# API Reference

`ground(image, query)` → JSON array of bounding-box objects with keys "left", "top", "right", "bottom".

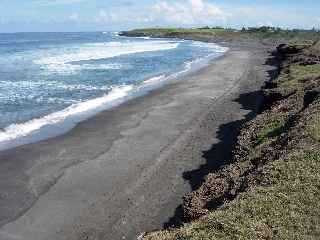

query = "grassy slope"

[
  {"left": 136, "top": 34, "right": 320, "bottom": 239},
  {"left": 120, "top": 27, "right": 320, "bottom": 44},
  {"left": 120, "top": 28, "right": 240, "bottom": 43},
  {"left": 145, "top": 153, "right": 320, "bottom": 240},
  {"left": 120, "top": 27, "right": 235, "bottom": 37}
]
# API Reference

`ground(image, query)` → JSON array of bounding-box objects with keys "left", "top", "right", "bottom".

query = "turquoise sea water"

[{"left": 0, "top": 32, "right": 227, "bottom": 150}]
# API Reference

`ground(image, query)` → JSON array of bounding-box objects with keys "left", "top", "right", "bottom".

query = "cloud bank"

[
  {"left": 2, "top": 0, "right": 318, "bottom": 32},
  {"left": 85, "top": 0, "right": 316, "bottom": 29},
  {"left": 151, "top": 0, "right": 229, "bottom": 25}
]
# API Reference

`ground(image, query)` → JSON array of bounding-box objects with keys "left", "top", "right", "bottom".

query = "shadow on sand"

[{"left": 163, "top": 49, "right": 281, "bottom": 229}]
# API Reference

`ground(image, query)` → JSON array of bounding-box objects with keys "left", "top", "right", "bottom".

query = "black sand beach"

[{"left": 0, "top": 43, "right": 277, "bottom": 240}]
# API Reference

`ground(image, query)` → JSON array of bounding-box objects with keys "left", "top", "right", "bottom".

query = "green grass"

[
  {"left": 144, "top": 151, "right": 320, "bottom": 240},
  {"left": 126, "top": 27, "right": 239, "bottom": 39},
  {"left": 123, "top": 27, "right": 320, "bottom": 44},
  {"left": 309, "top": 116, "right": 320, "bottom": 141},
  {"left": 256, "top": 120, "right": 284, "bottom": 145},
  {"left": 278, "top": 64, "right": 320, "bottom": 88},
  {"left": 291, "top": 64, "right": 320, "bottom": 78},
  {"left": 309, "top": 41, "right": 320, "bottom": 54},
  {"left": 129, "top": 28, "right": 222, "bottom": 35},
  {"left": 130, "top": 27, "right": 234, "bottom": 33}
]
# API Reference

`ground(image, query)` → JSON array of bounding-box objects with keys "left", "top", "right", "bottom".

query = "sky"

[{"left": 0, "top": 0, "right": 320, "bottom": 32}]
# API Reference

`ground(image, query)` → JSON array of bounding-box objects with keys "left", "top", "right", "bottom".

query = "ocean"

[{"left": 0, "top": 32, "right": 227, "bottom": 150}]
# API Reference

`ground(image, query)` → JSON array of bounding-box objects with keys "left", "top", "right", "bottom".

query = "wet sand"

[{"left": 0, "top": 43, "right": 277, "bottom": 240}]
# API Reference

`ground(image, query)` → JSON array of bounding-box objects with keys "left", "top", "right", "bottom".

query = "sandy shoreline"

[{"left": 0, "top": 42, "right": 277, "bottom": 240}]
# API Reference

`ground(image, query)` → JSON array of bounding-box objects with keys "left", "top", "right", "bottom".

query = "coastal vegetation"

[
  {"left": 120, "top": 26, "right": 320, "bottom": 43},
  {"left": 122, "top": 29, "right": 320, "bottom": 239},
  {"left": 144, "top": 152, "right": 320, "bottom": 240}
]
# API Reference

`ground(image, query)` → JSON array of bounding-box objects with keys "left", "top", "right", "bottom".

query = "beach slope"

[{"left": 0, "top": 44, "right": 276, "bottom": 240}]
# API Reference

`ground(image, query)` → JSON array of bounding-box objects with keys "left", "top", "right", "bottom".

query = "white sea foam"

[
  {"left": 143, "top": 75, "right": 166, "bottom": 84},
  {"left": 135, "top": 36, "right": 151, "bottom": 40},
  {"left": 41, "top": 63, "right": 124, "bottom": 74},
  {"left": 192, "top": 41, "right": 228, "bottom": 52},
  {"left": 35, "top": 41, "right": 180, "bottom": 74},
  {"left": 0, "top": 56, "right": 202, "bottom": 149},
  {"left": 0, "top": 39, "right": 228, "bottom": 150},
  {"left": 0, "top": 85, "right": 134, "bottom": 146},
  {"left": 0, "top": 80, "right": 110, "bottom": 103}
]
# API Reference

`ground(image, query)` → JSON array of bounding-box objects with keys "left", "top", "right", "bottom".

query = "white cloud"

[
  {"left": 69, "top": 13, "right": 79, "bottom": 21},
  {"left": 190, "top": 0, "right": 204, "bottom": 11},
  {"left": 150, "top": 0, "right": 230, "bottom": 25},
  {"left": 93, "top": 10, "right": 121, "bottom": 23},
  {"left": 48, "top": 0, "right": 316, "bottom": 30},
  {"left": 97, "top": 10, "right": 109, "bottom": 22},
  {"left": 230, "top": 6, "right": 313, "bottom": 29}
]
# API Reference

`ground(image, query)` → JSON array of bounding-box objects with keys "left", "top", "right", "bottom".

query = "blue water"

[{"left": 0, "top": 32, "right": 227, "bottom": 150}]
